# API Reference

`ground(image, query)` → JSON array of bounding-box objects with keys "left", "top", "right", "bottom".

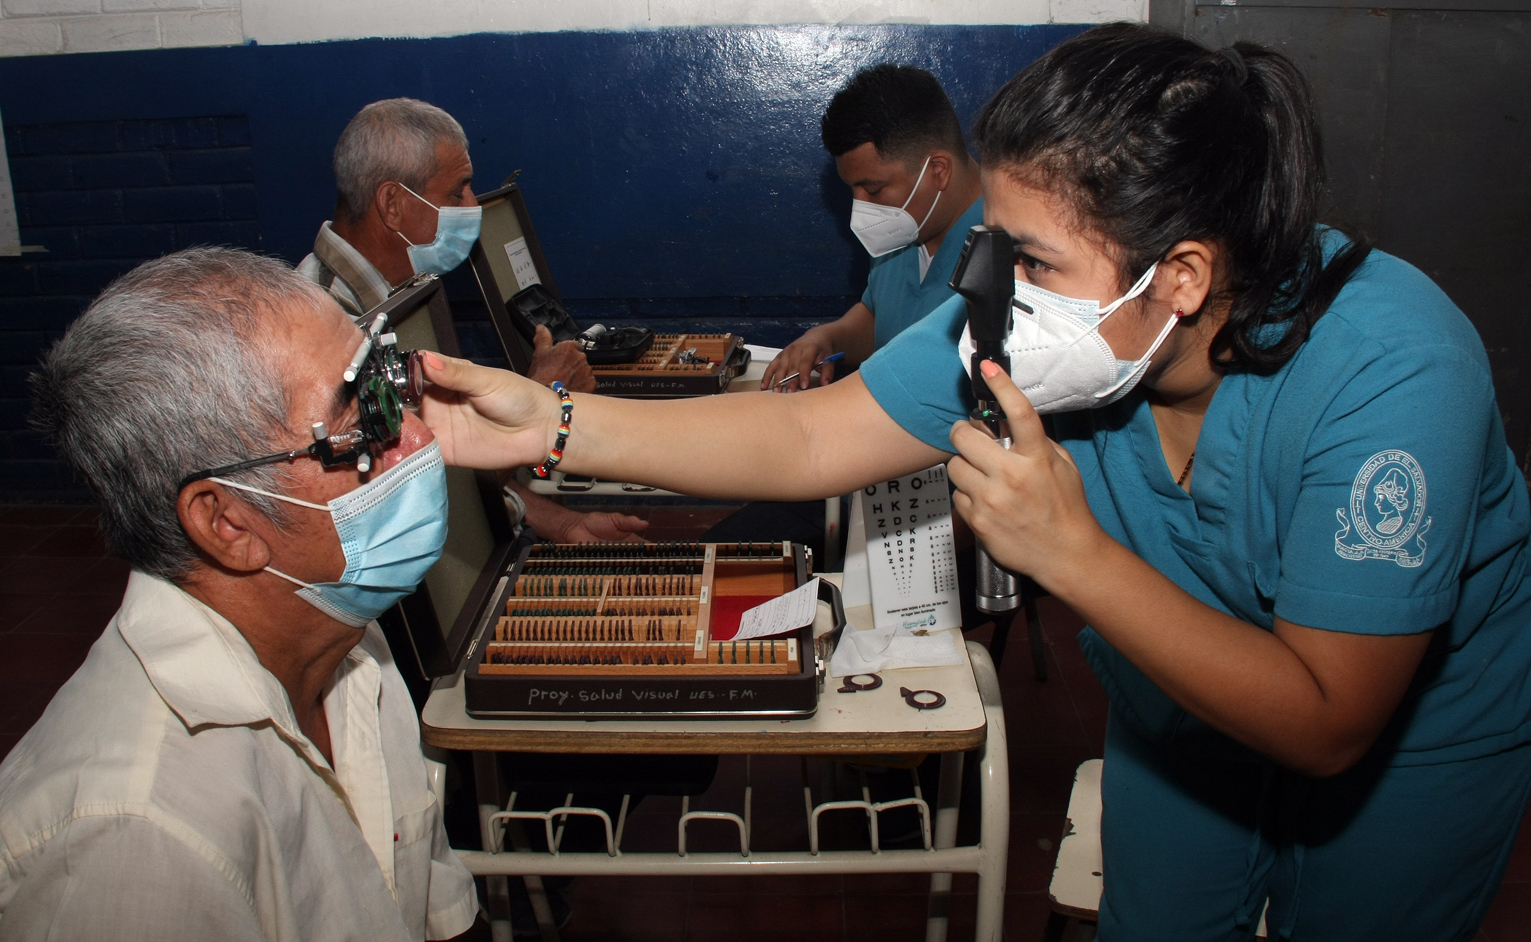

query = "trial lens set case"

[
  {"left": 368, "top": 276, "right": 844, "bottom": 719},
  {"left": 468, "top": 179, "right": 752, "bottom": 397},
  {"left": 462, "top": 540, "right": 843, "bottom": 718}
]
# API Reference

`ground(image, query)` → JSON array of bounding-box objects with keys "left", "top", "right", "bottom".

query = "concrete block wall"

[
  {"left": 0, "top": 0, "right": 242, "bottom": 56},
  {"left": 0, "top": 23, "right": 1085, "bottom": 501},
  {"left": 0, "top": 0, "right": 1147, "bottom": 58},
  {"left": 0, "top": 114, "right": 259, "bottom": 499}
]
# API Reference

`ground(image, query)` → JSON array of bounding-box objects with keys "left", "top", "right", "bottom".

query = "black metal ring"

[
  {"left": 900, "top": 687, "right": 946, "bottom": 710},
  {"left": 837, "top": 673, "right": 883, "bottom": 693}
]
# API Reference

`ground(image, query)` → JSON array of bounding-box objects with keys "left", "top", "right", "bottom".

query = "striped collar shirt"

[{"left": 295, "top": 220, "right": 397, "bottom": 318}]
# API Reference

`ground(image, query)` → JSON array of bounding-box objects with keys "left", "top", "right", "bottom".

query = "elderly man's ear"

[
  {"left": 374, "top": 181, "right": 410, "bottom": 234},
  {"left": 178, "top": 483, "right": 275, "bottom": 574}
]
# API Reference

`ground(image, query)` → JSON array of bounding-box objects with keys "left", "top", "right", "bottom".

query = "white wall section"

[
  {"left": 0, "top": 0, "right": 240, "bottom": 55},
  {"left": 243, "top": 0, "right": 1059, "bottom": 46},
  {"left": 0, "top": 0, "right": 1143, "bottom": 56}
]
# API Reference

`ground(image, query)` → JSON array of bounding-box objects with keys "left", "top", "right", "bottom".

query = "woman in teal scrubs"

[{"left": 420, "top": 24, "right": 1531, "bottom": 941}]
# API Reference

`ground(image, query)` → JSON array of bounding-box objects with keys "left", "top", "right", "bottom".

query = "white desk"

[
  {"left": 519, "top": 344, "right": 778, "bottom": 500},
  {"left": 517, "top": 345, "right": 844, "bottom": 569},
  {"left": 424, "top": 574, "right": 1009, "bottom": 941}
]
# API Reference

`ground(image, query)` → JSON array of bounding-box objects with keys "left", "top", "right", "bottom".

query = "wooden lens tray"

[
  {"left": 463, "top": 542, "right": 822, "bottom": 718},
  {"left": 589, "top": 333, "right": 746, "bottom": 398}
]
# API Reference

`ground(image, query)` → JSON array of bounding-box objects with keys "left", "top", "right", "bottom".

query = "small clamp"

[
  {"left": 900, "top": 687, "right": 946, "bottom": 710},
  {"left": 837, "top": 673, "right": 882, "bottom": 693}
]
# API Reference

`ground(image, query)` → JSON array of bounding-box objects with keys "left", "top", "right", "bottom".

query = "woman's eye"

[{"left": 1015, "top": 252, "right": 1053, "bottom": 274}]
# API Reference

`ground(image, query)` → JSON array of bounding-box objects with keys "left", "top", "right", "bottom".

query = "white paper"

[
  {"left": 829, "top": 621, "right": 963, "bottom": 677},
  {"left": 828, "top": 466, "right": 965, "bottom": 677},
  {"left": 840, "top": 489, "right": 872, "bottom": 608},
  {"left": 503, "top": 237, "right": 541, "bottom": 289},
  {"left": 861, "top": 465, "right": 961, "bottom": 633},
  {"left": 734, "top": 577, "right": 820, "bottom": 641},
  {"left": 0, "top": 111, "right": 20, "bottom": 257}
]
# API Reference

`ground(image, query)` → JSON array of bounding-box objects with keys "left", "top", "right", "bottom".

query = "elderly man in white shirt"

[{"left": 1, "top": 247, "right": 479, "bottom": 941}]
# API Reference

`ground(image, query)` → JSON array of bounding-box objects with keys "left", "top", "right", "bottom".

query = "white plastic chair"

[{"left": 1044, "top": 759, "right": 1267, "bottom": 941}]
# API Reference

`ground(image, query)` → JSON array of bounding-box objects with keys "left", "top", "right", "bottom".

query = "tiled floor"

[{"left": 3, "top": 501, "right": 1529, "bottom": 940}]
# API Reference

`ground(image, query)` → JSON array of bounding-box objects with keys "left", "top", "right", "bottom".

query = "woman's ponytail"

[{"left": 1216, "top": 42, "right": 1371, "bottom": 370}]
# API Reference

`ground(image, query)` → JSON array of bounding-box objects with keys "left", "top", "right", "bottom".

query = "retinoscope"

[{"left": 950, "top": 225, "right": 1024, "bottom": 615}]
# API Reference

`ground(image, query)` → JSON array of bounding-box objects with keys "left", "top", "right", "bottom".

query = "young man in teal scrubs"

[
  {"left": 760, "top": 64, "right": 985, "bottom": 393},
  {"left": 711, "top": 65, "right": 984, "bottom": 559}
]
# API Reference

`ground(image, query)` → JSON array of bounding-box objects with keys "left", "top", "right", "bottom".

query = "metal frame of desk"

[{"left": 423, "top": 584, "right": 1009, "bottom": 942}]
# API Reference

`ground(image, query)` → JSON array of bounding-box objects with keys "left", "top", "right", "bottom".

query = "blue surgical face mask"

[
  {"left": 213, "top": 441, "right": 449, "bottom": 627},
  {"left": 396, "top": 183, "right": 482, "bottom": 275}
]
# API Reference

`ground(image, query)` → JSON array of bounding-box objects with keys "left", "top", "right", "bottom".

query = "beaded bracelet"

[{"left": 532, "top": 382, "right": 573, "bottom": 479}]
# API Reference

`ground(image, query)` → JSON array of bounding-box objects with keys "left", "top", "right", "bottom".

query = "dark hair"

[
  {"left": 821, "top": 64, "right": 968, "bottom": 163},
  {"left": 972, "top": 23, "right": 1369, "bottom": 374}
]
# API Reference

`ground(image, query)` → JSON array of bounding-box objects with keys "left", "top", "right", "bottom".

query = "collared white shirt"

[
  {"left": 296, "top": 220, "right": 397, "bottom": 318},
  {"left": 0, "top": 571, "right": 477, "bottom": 941}
]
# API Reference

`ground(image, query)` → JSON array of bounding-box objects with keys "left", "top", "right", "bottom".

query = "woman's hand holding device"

[{"left": 948, "top": 360, "right": 1105, "bottom": 592}]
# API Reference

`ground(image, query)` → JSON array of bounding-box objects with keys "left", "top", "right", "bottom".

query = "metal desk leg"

[
  {"left": 1024, "top": 593, "right": 1048, "bottom": 682},
  {"left": 968, "top": 642, "right": 1011, "bottom": 942},
  {"left": 925, "top": 751, "right": 964, "bottom": 942},
  {"left": 474, "top": 751, "right": 563, "bottom": 942},
  {"left": 474, "top": 751, "right": 514, "bottom": 942},
  {"left": 823, "top": 495, "right": 843, "bottom": 572}
]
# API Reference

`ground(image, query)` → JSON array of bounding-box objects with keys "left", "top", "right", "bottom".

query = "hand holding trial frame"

[{"left": 418, "top": 351, "right": 561, "bottom": 472}]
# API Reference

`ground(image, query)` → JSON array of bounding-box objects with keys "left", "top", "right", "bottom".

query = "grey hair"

[
  {"left": 30, "top": 247, "right": 329, "bottom": 582},
  {"left": 333, "top": 98, "right": 469, "bottom": 223}
]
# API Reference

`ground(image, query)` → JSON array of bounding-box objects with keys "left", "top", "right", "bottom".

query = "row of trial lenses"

[{"left": 495, "top": 617, "right": 688, "bottom": 643}]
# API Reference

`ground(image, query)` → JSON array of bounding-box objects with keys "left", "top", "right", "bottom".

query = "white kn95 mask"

[
  {"left": 957, "top": 264, "right": 1174, "bottom": 414},
  {"left": 849, "top": 156, "right": 942, "bottom": 258}
]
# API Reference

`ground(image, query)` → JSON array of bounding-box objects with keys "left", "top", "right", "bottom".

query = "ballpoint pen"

[{"left": 774, "top": 351, "right": 846, "bottom": 388}]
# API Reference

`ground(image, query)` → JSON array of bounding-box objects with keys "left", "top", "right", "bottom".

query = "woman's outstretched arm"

[{"left": 417, "top": 352, "right": 948, "bottom": 501}]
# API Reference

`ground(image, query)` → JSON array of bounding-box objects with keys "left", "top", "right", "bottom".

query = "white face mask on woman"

[{"left": 958, "top": 264, "right": 1176, "bottom": 414}]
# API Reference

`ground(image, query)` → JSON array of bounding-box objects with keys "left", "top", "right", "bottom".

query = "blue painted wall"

[{"left": 0, "top": 25, "right": 1082, "bottom": 500}]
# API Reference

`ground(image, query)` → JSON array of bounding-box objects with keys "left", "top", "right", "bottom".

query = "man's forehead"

[
  {"left": 285, "top": 296, "right": 363, "bottom": 419},
  {"left": 436, "top": 142, "right": 473, "bottom": 177},
  {"left": 836, "top": 143, "right": 914, "bottom": 186}
]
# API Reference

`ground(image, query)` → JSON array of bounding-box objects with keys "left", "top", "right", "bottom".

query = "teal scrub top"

[
  {"left": 861, "top": 237, "right": 1531, "bottom": 765},
  {"left": 863, "top": 198, "right": 986, "bottom": 351}
]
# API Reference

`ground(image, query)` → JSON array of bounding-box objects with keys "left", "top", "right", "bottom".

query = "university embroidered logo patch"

[{"left": 1335, "top": 450, "right": 1432, "bottom": 568}]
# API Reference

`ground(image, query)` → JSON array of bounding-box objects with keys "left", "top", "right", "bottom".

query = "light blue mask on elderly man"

[
  {"left": 213, "top": 441, "right": 449, "bottom": 627},
  {"left": 396, "top": 183, "right": 482, "bottom": 275}
]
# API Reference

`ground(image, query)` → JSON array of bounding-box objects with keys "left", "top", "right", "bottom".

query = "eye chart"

[{"left": 852, "top": 464, "right": 961, "bottom": 632}]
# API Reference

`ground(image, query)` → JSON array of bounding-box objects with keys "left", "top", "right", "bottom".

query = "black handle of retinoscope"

[{"left": 949, "top": 225, "right": 1017, "bottom": 406}]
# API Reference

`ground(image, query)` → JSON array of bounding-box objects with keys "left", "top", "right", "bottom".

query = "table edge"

[{"left": 421, "top": 720, "right": 988, "bottom": 755}]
